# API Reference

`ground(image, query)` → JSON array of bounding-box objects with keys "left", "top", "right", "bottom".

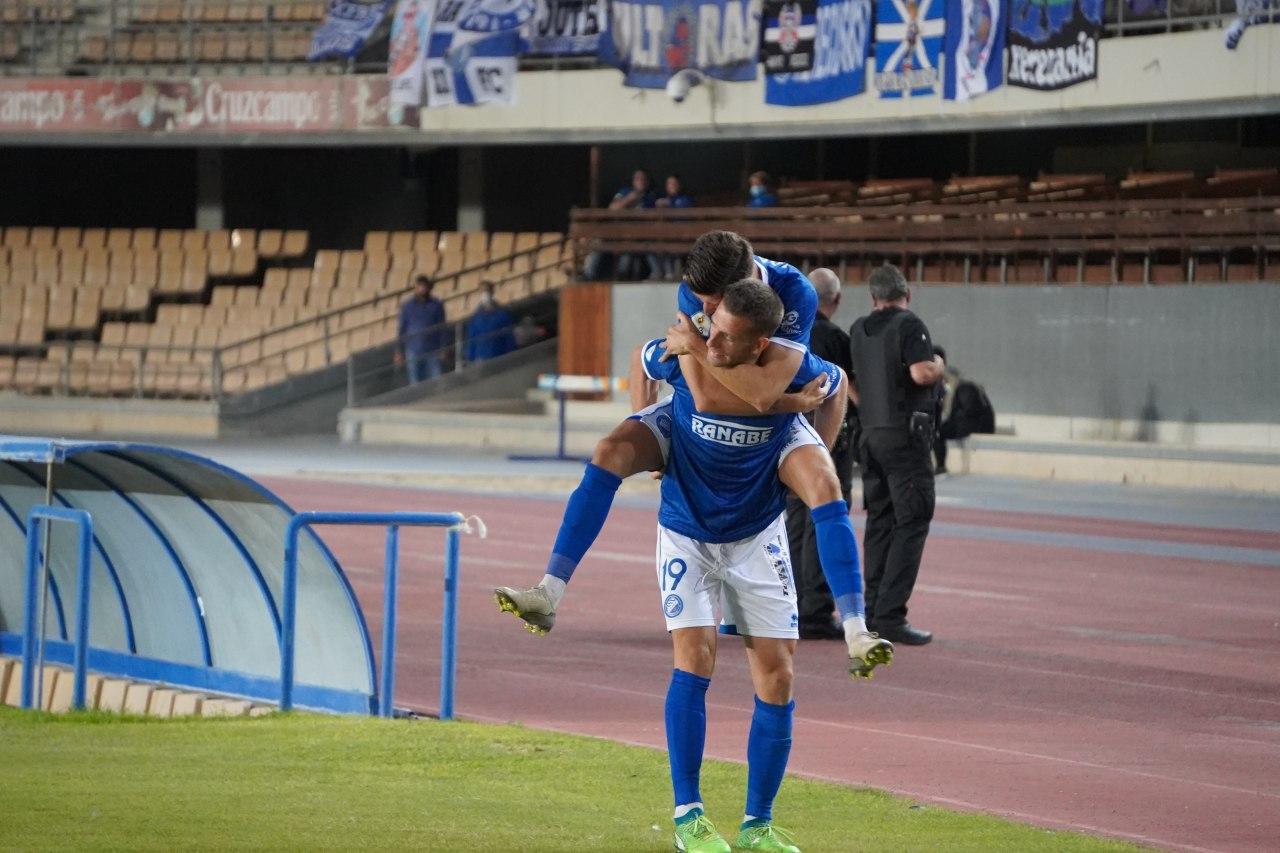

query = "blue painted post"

[
  {"left": 439, "top": 527, "right": 461, "bottom": 721},
  {"left": 20, "top": 506, "right": 95, "bottom": 711},
  {"left": 20, "top": 517, "right": 42, "bottom": 710},
  {"left": 379, "top": 524, "right": 400, "bottom": 719},
  {"left": 280, "top": 514, "right": 302, "bottom": 712},
  {"left": 71, "top": 520, "right": 93, "bottom": 710},
  {"left": 278, "top": 511, "right": 470, "bottom": 719}
]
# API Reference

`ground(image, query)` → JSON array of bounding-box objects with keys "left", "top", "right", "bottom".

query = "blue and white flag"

[
  {"left": 764, "top": 0, "right": 871, "bottom": 106},
  {"left": 310, "top": 0, "right": 393, "bottom": 60},
  {"left": 599, "top": 0, "right": 762, "bottom": 90},
  {"left": 522, "top": 0, "right": 604, "bottom": 55},
  {"left": 456, "top": 0, "right": 537, "bottom": 32},
  {"left": 942, "top": 0, "right": 1003, "bottom": 101},
  {"left": 426, "top": 0, "right": 520, "bottom": 105},
  {"left": 874, "top": 0, "right": 945, "bottom": 97}
]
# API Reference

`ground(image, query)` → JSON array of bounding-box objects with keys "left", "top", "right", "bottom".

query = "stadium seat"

[{"left": 97, "top": 679, "right": 128, "bottom": 712}]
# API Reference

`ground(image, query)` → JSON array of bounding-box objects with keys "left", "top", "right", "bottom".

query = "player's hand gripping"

[
  {"left": 771, "top": 373, "right": 830, "bottom": 414},
  {"left": 660, "top": 311, "right": 704, "bottom": 361}
]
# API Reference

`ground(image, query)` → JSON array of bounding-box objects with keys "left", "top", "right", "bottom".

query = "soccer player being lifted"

[{"left": 496, "top": 230, "right": 889, "bottom": 679}]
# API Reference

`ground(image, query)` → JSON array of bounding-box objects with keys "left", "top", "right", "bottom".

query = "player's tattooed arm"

[
  {"left": 662, "top": 312, "right": 802, "bottom": 413},
  {"left": 629, "top": 343, "right": 660, "bottom": 412}
]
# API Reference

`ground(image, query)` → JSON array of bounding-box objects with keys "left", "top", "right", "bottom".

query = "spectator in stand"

[
  {"left": 513, "top": 315, "right": 546, "bottom": 348},
  {"left": 395, "top": 275, "right": 448, "bottom": 384},
  {"left": 584, "top": 169, "right": 657, "bottom": 280},
  {"left": 648, "top": 174, "right": 694, "bottom": 280},
  {"left": 747, "top": 170, "right": 779, "bottom": 208},
  {"left": 465, "top": 281, "right": 517, "bottom": 363}
]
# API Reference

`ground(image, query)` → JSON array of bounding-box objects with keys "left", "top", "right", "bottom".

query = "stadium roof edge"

[{"left": 0, "top": 96, "right": 1276, "bottom": 148}]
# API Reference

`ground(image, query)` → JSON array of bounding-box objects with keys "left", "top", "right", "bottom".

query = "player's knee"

[{"left": 591, "top": 435, "right": 631, "bottom": 475}]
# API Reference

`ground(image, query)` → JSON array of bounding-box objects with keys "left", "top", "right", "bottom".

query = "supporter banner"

[
  {"left": 1007, "top": 0, "right": 1102, "bottom": 91},
  {"left": 388, "top": 0, "right": 435, "bottom": 113},
  {"left": 1123, "top": 0, "right": 1166, "bottom": 19},
  {"left": 943, "top": 0, "right": 1004, "bottom": 101},
  {"left": 764, "top": 0, "right": 870, "bottom": 106},
  {"left": 426, "top": 0, "right": 520, "bottom": 106},
  {"left": 456, "top": 0, "right": 537, "bottom": 31},
  {"left": 760, "top": 0, "right": 817, "bottom": 75},
  {"left": 309, "top": 0, "right": 393, "bottom": 60},
  {"left": 599, "top": 0, "right": 762, "bottom": 89},
  {"left": 523, "top": 0, "right": 604, "bottom": 54},
  {"left": 874, "top": 0, "right": 945, "bottom": 98},
  {"left": 0, "top": 78, "right": 396, "bottom": 134}
]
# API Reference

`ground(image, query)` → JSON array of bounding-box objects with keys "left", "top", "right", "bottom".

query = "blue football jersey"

[
  {"left": 678, "top": 255, "right": 818, "bottom": 350},
  {"left": 677, "top": 255, "right": 828, "bottom": 385},
  {"left": 640, "top": 339, "right": 840, "bottom": 543}
]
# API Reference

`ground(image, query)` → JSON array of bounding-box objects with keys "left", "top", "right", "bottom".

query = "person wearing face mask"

[
  {"left": 464, "top": 280, "right": 517, "bottom": 363},
  {"left": 747, "top": 171, "right": 778, "bottom": 208}
]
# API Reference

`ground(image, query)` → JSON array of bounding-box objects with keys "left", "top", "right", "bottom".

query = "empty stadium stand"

[
  {"left": 573, "top": 172, "right": 1280, "bottom": 286},
  {"left": 0, "top": 228, "right": 571, "bottom": 399}
]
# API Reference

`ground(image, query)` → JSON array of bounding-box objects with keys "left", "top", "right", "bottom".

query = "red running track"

[{"left": 265, "top": 477, "right": 1280, "bottom": 853}]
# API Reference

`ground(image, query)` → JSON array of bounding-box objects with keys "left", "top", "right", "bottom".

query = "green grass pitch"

[{"left": 0, "top": 707, "right": 1139, "bottom": 851}]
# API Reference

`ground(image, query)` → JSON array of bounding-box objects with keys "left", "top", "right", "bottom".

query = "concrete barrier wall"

[{"left": 611, "top": 281, "right": 1280, "bottom": 438}]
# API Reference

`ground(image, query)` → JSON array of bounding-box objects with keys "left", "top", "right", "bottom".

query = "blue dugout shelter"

[{"left": 0, "top": 437, "right": 375, "bottom": 713}]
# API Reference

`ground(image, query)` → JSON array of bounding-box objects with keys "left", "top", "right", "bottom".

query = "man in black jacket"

[
  {"left": 784, "top": 268, "right": 856, "bottom": 639},
  {"left": 848, "top": 264, "right": 945, "bottom": 646}
]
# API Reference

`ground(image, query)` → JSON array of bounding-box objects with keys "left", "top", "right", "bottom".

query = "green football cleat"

[
  {"left": 673, "top": 812, "right": 731, "bottom": 853},
  {"left": 493, "top": 585, "right": 556, "bottom": 635},
  {"left": 733, "top": 821, "right": 800, "bottom": 852},
  {"left": 847, "top": 631, "right": 894, "bottom": 681}
]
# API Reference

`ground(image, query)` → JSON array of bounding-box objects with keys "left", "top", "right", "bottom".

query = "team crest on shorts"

[{"left": 664, "top": 594, "right": 684, "bottom": 618}]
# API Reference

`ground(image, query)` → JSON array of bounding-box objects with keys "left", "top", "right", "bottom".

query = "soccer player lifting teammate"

[
  {"left": 495, "top": 231, "right": 891, "bottom": 679},
  {"left": 642, "top": 280, "right": 847, "bottom": 852}
]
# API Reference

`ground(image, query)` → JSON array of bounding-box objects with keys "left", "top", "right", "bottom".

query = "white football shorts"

[{"left": 655, "top": 512, "right": 799, "bottom": 639}]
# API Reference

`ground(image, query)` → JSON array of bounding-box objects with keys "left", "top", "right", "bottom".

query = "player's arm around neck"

[{"left": 691, "top": 340, "right": 803, "bottom": 414}]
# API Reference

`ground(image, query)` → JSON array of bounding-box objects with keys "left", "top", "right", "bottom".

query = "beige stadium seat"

[
  {"left": 0, "top": 355, "right": 15, "bottom": 386},
  {"left": 134, "top": 250, "right": 159, "bottom": 289},
  {"left": 234, "top": 287, "right": 259, "bottom": 307},
  {"left": 168, "top": 325, "right": 197, "bottom": 363},
  {"left": 54, "top": 227, "right": 81, "bottom": 251},
  {"left": 364, "top": 232, "right": 389, "bottom": 254},
  {"left": 257, "top": 230, "right": 283, "bottom": 258},
  {"left": 12, "top": 358, "right": 41, "bottom": 392},
  {"left": 29, "top": 227, "right": 55, "bottom": 248},
  {"left": 310, "top": 266, "right": 337, "bottom": 290},
  {"left": 436, "top": 231, "right": 463, "bottom": 253},
  {"left": 3, "top": 227, "right": 29, "bottom": 248},
  {"left": 489, "top": 232, "right": 515, "bottom": 257},
  {"left": 60, "top": 248, "right": 86, "bottom": 283},
  {"left": 80, "top": 228, "right": 107, "bottom": 250},
  {"left": 513, "top": 232, "right": 540, "bottom": 252},
  {"left": 313, "top": 249, "right": 340, "bottom": 271},
  {"left": 123, "top": 285, "right": 150, "bottom": 312},
  {"left": 230, "top": 247, "right": 256, "bottom": 276},
  {"left": 157, "top": 229, "right": 183, "bottom": 253},
  {"left": 72, "top": 289, "right": 103, "bottom": 331},
  {"left": 412, "top": 232, "right": 440, "bottom": 256},
  {"left": 281, "top": 230, "right": 308, "bottom": 258},
  {"left": 389, "top": 231, "right": 415, "bottom": 256},
  {"left": 106, "top": 229, "right": 133, "bottom": 251}
]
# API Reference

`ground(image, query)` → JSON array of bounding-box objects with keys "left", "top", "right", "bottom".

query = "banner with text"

[
  {"left": 943, "top": 0, "right": 1004, "bottom": 101},
  {"left": 1007, "top": 0, "right": 1102, "bottom": 91},
  {"left": 309, "top": 0, "right": 393, "bottom": 60},
  {"left": 600, "top": 0, "right": 762, "bottom": 89},
  {"left": 0, "top": 78, "right": 396, "bottom": 134},
  {"left": 764, "top": 0, "right": 870, "bottom": 106},
  {"left": 874, "top": 0, "right": 945, "bottom": 98},
  {"left": 426, "top": 0, "right": 520, "bottom": 106},
  {"left": 523, "top": 0, "right": 604, "bottom": 54}
]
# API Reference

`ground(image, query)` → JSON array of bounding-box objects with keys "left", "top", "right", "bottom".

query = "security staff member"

[
  {"left": 784, "top": 268, "right": 856, "bottom": 639},
  {"left": 848, "top": 264, "right": 945, "bottom": 646}
]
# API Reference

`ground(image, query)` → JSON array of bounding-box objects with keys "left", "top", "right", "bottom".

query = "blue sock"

[
  {"left": 665, "top": 668, "right": 711, "bottom": 810},
  {"left": 545, "top": 463, "right": 623, "bottom": 582},
  {"left": 810, "top": 500, "right": 865, "bottom": 621},
  {"left": 745, "top": 695, "right": 794, "bottom": 823}
]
